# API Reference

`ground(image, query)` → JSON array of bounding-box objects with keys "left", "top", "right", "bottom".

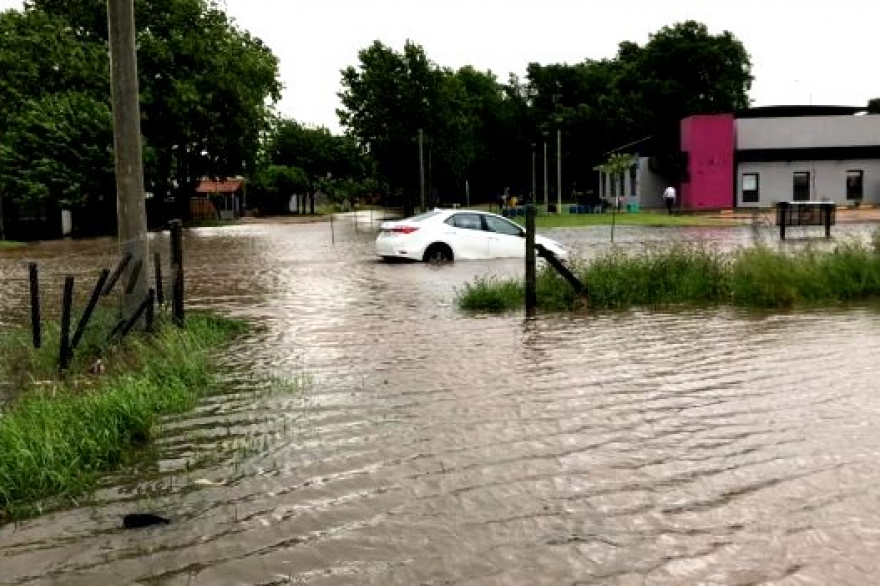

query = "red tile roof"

[{"left": 195, "top": 179, "right": 243, "bottom": 194}]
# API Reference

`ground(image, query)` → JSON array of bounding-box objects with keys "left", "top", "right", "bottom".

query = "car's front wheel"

[{"left": 423, "top": 243, "right": 453, "bottom": 263}]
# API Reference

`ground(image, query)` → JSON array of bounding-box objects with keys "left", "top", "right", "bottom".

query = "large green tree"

[
  {"left": 338, "top": 41, "right": 477, "bottom": 210},
  {"left": 3, "top": 0, "right": 281, "bottom": 227},
  {"left": 0, "top": 8, "right": 108, "bottom": 124},
  {"left": 340, "top": 22, "right": 752, "bottom": 205},
  {"left": 525, "top": 20, "right": 752, "bottom": 189},
  {"left": 252, "top": 118, "right": 369, "bottom": 213},
  {"left": 0, "top": 92, "right": 116, "bottom": 235}
]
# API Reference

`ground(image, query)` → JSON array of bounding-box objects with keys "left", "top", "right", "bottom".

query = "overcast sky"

[{"left": 3, "top": 0, "right": 878, "bottom": 133}]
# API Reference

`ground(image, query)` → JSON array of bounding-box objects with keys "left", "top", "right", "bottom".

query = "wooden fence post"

[
  {"left": 154, "top": 252, "right": 164, "bottom": 306},
  {"left": 145, "top": 287, "right": 155, "bottom": 331},
  {"left": 28, "top": 262, "right": 42, "bottom": 349},
  {"left": 118, "top": 290, "right": 154, "bottom": 339},
  {"left": 102, "top": 253, "right": 133, "bottom": 296},
  {"left": 170, "top": 220, "right": 185, "bottom": 327},
  {"left": 70, "top": 268, "right": 110, "bottom": 352},
  {"left": 124, "top": 258, "right": 143, "bottom": 294},
  {"left": 59, "top": 276, "right": 74, "bottom": 372}
]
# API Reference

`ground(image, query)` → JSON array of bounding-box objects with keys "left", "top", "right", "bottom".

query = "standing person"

[{"left": 664, "top": 185, "right": 676, "bottom": 215}]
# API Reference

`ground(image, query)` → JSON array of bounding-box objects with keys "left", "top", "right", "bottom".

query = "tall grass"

[
  {"left": 0, "top": 313, "right": 246, "bottom": 520},
  {"left": 457, "top": 239, "right": 880, "bottom": 313}
]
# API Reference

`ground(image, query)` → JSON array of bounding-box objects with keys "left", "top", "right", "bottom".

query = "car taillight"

[{"left": 392, "top": 226, "right": 419, "bottom": 234}]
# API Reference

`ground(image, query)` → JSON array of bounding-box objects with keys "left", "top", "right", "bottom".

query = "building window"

[
  {"left": 846, "top": 170, "right": 864, "bottom": 200},
  {"left": 793, "top": 172, "right": 811, "bottom": 201},
  {"left": 742, "top": 173, "right": 760, "bottom": 203}
]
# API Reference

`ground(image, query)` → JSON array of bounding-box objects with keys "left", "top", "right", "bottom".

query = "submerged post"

[
  {"left": 777, "top": 201, "right": 789, "bottom": 240},
  {"left": 28, "top": 262, "right": 41, "bottom": 349},
  {"left": 525, "top": 204, "right": 537, "bottom": 311},
  {"left": 170, "top": 219, "right": 184, "bottom": 327},
  {"left": 824, "top": 202, "right": 833, "bottom": 238}
]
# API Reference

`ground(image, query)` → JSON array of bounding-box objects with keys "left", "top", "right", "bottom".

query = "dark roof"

[{"left": 735, "top": 105, "right": 863, "bottom": 119}]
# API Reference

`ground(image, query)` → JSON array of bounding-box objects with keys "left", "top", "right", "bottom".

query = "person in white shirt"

[{"left": 663, "top": 186, "right": 676, "bottom": 215}]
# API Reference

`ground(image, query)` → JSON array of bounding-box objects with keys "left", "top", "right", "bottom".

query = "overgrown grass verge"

[
  {"left": 457, "top": 240, "right": 880, "bottom": 312},
  {"left": 0, "top": 312, "right": 246, "bottom": 520}
]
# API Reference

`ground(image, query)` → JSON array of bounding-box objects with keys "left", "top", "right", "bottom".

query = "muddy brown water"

[{"left": 2, "top": 220, "right": 880, "bottom": 585}]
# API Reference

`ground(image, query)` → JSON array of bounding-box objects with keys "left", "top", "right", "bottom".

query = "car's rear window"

[{"left": 407, "top": 211, "right": 442, "bottom": 222}]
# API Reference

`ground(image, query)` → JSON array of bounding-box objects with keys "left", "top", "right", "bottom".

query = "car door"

[
  {"left": 483, "top": 214, "right": 526, "bottom": 258},
  {"left": 443, "top": 213, "right": 490, "bottom": 259}
]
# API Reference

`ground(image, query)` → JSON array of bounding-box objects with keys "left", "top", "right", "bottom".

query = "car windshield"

[{"left": 406, "top": 211, "right": 443, "bottom": 222}]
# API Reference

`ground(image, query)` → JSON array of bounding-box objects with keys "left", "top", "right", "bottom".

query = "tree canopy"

[
  {"left": 337, "top": 21, "right": 753, "bottom": 205},
  {"left": 0, "top": 0, "right": 281, "bottom": 231}
]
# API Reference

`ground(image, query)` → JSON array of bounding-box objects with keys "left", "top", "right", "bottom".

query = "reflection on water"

[{"left": 2, "top": 220, "right": 880, "bottom": 584}]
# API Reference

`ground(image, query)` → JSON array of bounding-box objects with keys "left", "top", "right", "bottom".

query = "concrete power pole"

[{"left": 107, "top": 0, "right": 149, "bottom": 318}]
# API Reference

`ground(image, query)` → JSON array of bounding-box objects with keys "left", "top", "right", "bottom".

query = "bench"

[{"left": 775, "top": 201, "right": 835, "bottom": 240}]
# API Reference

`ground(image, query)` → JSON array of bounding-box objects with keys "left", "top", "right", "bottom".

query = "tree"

[
  {"left": 525, "top": 21, "right": 752, "bottom": 187},
  {"left": 868, "top": 98, "right": 880, "bottom": 114},
  {"left": 0, "top": 92, "right": 116, "bottom": 234},
  {"left": 22, "top": 0, "right": 282, "bottom": 217},
  {"left": 338, "top": 41, "right": 476, "bottom": 211},
  {"left": 0, "top": 9, "right": 108, "bottom": 125},
  {"left": 617, "top": 20, "right": 752, "bottom": 170},
  {"left": 248, "top": 164, "right": 310, "bottom": 215}
]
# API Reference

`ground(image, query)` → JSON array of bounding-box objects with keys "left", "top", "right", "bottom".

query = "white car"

[{"left": 376, "top": 209, "right": 568, "bottom": 262}]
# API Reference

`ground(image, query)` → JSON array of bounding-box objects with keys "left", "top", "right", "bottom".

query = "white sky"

[{"left": 3, "top": 0, "right": 878, "bottom": 133}]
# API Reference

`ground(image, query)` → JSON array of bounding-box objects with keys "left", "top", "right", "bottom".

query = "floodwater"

[{"left": 2, "top": 218, "right": 880, "bottom": 585}]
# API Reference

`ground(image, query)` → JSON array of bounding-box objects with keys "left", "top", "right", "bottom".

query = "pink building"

[{"left": 680, "top": 114, "right": 736, "bottom": 210}]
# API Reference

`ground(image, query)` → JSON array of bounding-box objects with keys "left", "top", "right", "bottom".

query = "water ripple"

[{"left": 3, "top": 221, "right": 880, "bottom": 584}]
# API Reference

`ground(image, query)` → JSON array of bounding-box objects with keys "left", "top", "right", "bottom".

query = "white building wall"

[
  {"left": 738, "top": 116, "right": 880, "bottom": 149},
  {"left": 636, "top": 157, "right": 668, "bottom": 209},
  {"left": 736, "top": 159, "right": 880, "bottom": 207}
]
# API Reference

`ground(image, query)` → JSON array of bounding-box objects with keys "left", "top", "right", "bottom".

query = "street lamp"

[
  {"left": 531, "top": 143, "right": 536, "bottom": 203},
  {"left": 556, "top": 126, "right": 562, "bottom": 215},
  {"left": 542, "top": 132, "right": 549, "bottom": 212}
]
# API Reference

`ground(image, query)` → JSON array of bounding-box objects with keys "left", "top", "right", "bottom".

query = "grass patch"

[
  {"left": 0, "top": 240, "right": 26, "bottom": 250},
  {"left": 457, "top": 240, "right": 880, "bottom": 313},
  {"left": 0, "top": 312, "right": 246, "bottom": 520}
]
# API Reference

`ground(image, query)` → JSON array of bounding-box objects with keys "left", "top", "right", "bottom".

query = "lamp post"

[
  {"left": 556, "top": 127, "right": 562, "bottom": 214},
  {"left": 542, "top": 133, "right": 549, "bottom": 212},
  {"left": 531, "top": 143, "right": 536, "bottom": 203},
  {"left": 418, "top": 128, "right": 425, "bottom": 212}
]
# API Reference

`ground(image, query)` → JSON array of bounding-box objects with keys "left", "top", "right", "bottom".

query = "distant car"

[{"left": 376, "top": 209, "right": 568, "bottom": 263}]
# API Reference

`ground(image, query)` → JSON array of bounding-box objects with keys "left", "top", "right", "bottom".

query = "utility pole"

[
  {"left": 418, "top": 128, "right": 425, "bottom": 212},
  {"left": 107, "top": 0, "right": 149, "bottom": 319},
  {"left": 543, "top": 137, "right": 548, "bottom": 212},
  {"left": 557, "top": 128, "right": 562, "bottom": 214}
]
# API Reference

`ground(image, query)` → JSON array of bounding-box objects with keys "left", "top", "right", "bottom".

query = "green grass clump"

[
  {"left": 457, "top": 240, "right": 880, "bottom": 313},
  {"left": 0, "top": 312, "right": 246, "bottom": 520},
  {"left": 458, "top": 276, "right": 523, "bottom": 312},
  {"left": 0, "top": 241, "right": 26, "bottom": 250}
]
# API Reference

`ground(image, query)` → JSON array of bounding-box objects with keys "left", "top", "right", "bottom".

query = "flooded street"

[{"left": 2, "top": 220, "right": 880, "bottom": 584}]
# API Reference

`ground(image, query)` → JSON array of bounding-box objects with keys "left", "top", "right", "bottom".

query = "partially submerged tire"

[{"left": 423, "top": 243, "right": 453, "bottom": 263}]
